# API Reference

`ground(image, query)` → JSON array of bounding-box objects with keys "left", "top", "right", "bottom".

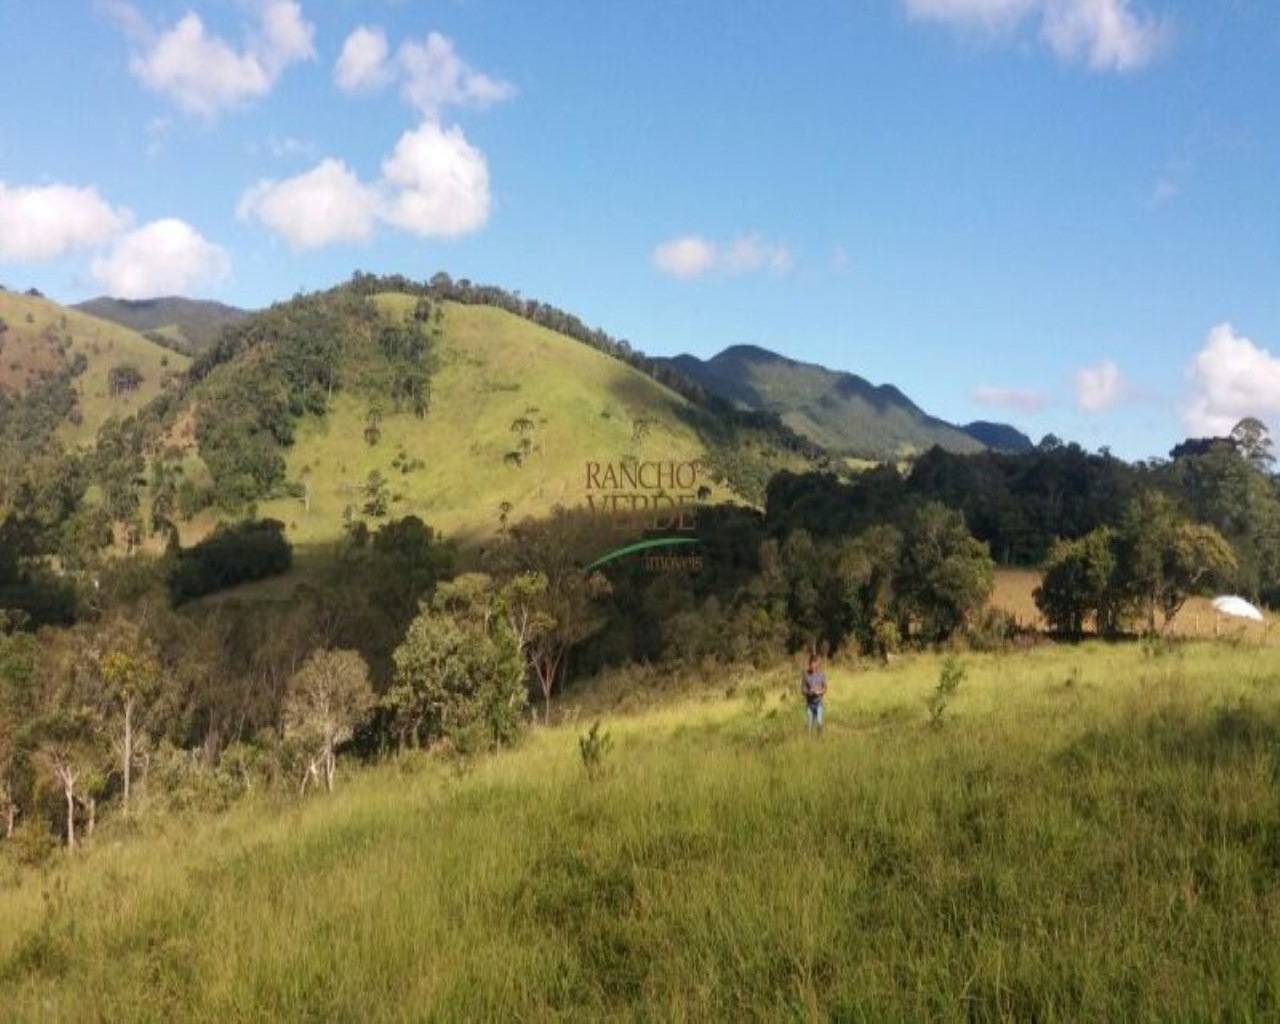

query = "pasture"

[{"left": 3, "top": 640, "right": 1279, "bottom": 1020}]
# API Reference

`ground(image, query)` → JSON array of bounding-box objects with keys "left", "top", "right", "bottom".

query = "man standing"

[{"left": 800, "top": 653, "right": 827, "bottom": 732}]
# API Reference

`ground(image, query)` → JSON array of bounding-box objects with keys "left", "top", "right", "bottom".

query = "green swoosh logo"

[{"left": 585, "top": 536, "right": 700, "bottom": 571}]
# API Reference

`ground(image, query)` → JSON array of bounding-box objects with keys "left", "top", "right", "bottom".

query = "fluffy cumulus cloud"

[
  {"left": 1074, "top": 358, "right": 1124, "bottom": 412},
  {"left": 652, "top": 237, "right": 718, "bottom": 279},
  {"left": 126, "top": 0, "right": 315, "bottom": 116},
  {"left": 399, "top": 32, "right": 515, "bottom": 118},
  {"left": 904, "top": 0, "right": 1170, "bottom": 72},
  {"left": 239, "top": 125, "right": 492, "bottom": 246},
  {"left": 334, "top": 25, "right": 393, "bottom": 93},
  {"left": 652, "top": 234, "right": 792, "bottom": 280},
  {"left": 1041, "top": 0, "right": 1171, "bottom": 72},
  {"left": 237, "top": 27, "right": 507, "bottom": 248},
  {"left": 333, "top": 28, "right": 515, "bottom": 117},
  {"left": 973, "top": 385, "right": 1049, "bottom": 413},
  {"left": 238, "top": 159, "right": 380, "bottom": 249},
  {"left": 92, "top": 219, "right": 229, "bottom": 298},
  {"left": 1184, "top": 324, "right": 1280, "bottom": 438},
  {"left": 0, "top": 182, "right": 130, "bottom": 262},
  {"left": 379, "top": 122, "right": 491, "bottom": 237}
]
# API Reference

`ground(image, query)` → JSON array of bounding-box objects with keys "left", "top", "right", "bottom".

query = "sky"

[{"left": 1, "top": 0, "right": 1278, "bottom": 461}]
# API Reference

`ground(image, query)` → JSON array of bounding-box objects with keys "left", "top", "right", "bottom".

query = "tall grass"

[{"left": 3, "top": 641, "right": 1280, "bottom": 1019}]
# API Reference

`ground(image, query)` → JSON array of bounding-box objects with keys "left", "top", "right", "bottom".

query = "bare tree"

[{"left": 284, "top": 649, "right": 373, "bottom": 794}]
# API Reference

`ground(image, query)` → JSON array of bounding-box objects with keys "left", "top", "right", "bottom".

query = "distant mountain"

[
  {"left": 666, "top": 345, "right": 1024, "bottom": 460},
  {"left": 960, "top": 420, "right": 1034, "bottom": 454},
  {"left": 74, "top": 296, "right": 250, "bottom": 355}
]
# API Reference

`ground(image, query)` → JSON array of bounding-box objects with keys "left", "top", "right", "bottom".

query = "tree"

[
  {"left": 0, "top": 623, "right": 37, "bottom": 838},
  {"left": 1231, "top": 417, "right": 1275, "bottom": 474},
  {"left": 387, "top": 604, "right": 525, "bottom": 751},
  {"left": 836, "top": 524, "right": 903, "bottom": 659},
  {"left": 497, "top": 512, "right": 613, "bottom": 722},
  {"left": 1115, "top": 492, "right": 1237, "bottom": 634},
  {"left": 283, "top": 649, "right": 373, "bottom": 794},
  {"left": 100, "top": 645, "right": 162, "bottom": 817},
  {"left": 361, "top": 470, "right": 390, "bottom": 519},
  {"left": 894, "top": 503, "right": 995, "bottom": 642},
  {"left": 1034, "top": 528, "right": 1119, "bottom": 637},
  {"left": 29, "top": 708, "right": 105, "bottom": 850}
]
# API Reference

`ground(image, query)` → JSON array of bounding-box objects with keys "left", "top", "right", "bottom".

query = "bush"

[{"left": 168, "top": 519, "right": 292, "bottom": 604}]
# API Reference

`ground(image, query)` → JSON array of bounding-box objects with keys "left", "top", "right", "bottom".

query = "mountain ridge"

[
  {"left": 665, "top": 345, "right": 1031, "bottom": 459},
  {"left": 74, "top": 295, "right": 250, "bottom": 355}
]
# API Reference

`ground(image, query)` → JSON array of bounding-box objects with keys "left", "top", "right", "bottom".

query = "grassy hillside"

[
  {"left": 0, "top": 290, "right": 189, "bottom": 446},
  {"left": 668, "top": 344, "right": 989, "bottom": 460},
  {"left": 3, "top": 642, "right": 1279, "bottom": 1019},
  {"left": 254, "top": 298, "right": 756, "bottom": 545}
]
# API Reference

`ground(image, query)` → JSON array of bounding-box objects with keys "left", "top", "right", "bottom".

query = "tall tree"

[
  {"left": 283, "top": 649, "right": 373, "bottom": 794},
  {"left": 100, "top": 645, "right": 162, "bottom": 817}
]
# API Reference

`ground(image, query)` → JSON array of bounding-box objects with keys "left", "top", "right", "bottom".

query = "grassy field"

[
  {"left": 0, "top": 290, "right": 189, "bottom": 447},
  {"left": 3, "top": 640, "right": 1280, "bottom": 1020},
  {"left": 255, "top": 299, "right": 736, "bottom": 547}
]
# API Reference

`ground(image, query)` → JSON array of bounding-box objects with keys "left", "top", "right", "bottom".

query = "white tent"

[{"left": 1211, "top": 595, "right": 1265, "bottom": 622}]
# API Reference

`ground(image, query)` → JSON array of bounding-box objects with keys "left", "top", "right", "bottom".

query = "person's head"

[{"left": 808, "top": 653, "right": 820, "bottom": 671}]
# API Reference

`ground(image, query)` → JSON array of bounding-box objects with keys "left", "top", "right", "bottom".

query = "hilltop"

[
  {"left": 256, "top": 297, "right": 743, "bottom": 544},
  {"left": 667, "top": 344, "right": 1031, "bottom": 459},
  {"left": 137, "top": 280, "right": 816, "bottom": 548},
  {"left": 74, "top": 296, "right": 249, "bottom": 356}
]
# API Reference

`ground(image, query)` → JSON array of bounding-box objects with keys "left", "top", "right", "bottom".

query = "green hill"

[
  {"left": 156, "top": 284, "right": 812, "bottom": 547},
  {"left": 667, "top": 345, "right": 1027, "bottom": 459},
  {"left": 258, "top": 298, "right": 735, "bottom": 544},
  {"left": 0, "top": 289, "right": 190, "bottom": 447},
  {"left": 73, "top": 296, "right": 249, "bottom": 356}
]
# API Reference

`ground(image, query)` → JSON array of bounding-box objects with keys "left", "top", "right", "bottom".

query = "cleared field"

[
  {"left": 3, "top": 641, "right": 1279, "bottom": 1020},
  {"left": 992, "top": 567, "right": 1274, "bottom": 642}
]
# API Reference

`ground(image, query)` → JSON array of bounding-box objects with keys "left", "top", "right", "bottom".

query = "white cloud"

[
  {"left": 238, "top": 159, "right": 379, "bottom": 249},
  {"left": 722, "top": 234, "right": 793, "bottom": 275},
  {"left": 257, "top": 0, "right": 314, "bottom": 70},
  {"left": 1184, "top": 324, "right": 1280, "bottom": 437},
  {"left": 903, "top": 0, "right": 1170, "bottom": 72},
  {"left": 398, "top": 32, "right": 515, "bottom": 118},
  {"left": 95, "top": 0, "right": 150, "bottom": 41},
  {"left": 0, "top": 182, "right": 130, "bottom": 262},
  {"left": 129, "top": 1, "right": 315, "bottom": 117},
  {"left": 652, "top": 233, "right": 792, "bottom": 279},
  {"left": 264, "top": 135, "right": 314, "bottom": 159},
  {"left": 379, "top": 122, "right": 491, "bottom": 237},
  {"left": 973, "top": 385, "right": 1049, "bottom": 413},
  {"left": 652, "top": 237, "right": 720, "bottom": 279},
  {"left": 1074, "top": 358, "right": 1124, "bottom": 412},
  {"left": 1041, "top": 0, "right": 1171, "bottom": 72},
  {"left": 1151, "top": 177, "right": 1180, "bottom": 205},
  {"left": 335, "top": 25, "right": 394, "bottom": 93},
  {"left": 91, "top": 219, "right": 229, "bottom": 298},
  {"left": 905, "top": 0, "right": 1038, "bottom": 32}
]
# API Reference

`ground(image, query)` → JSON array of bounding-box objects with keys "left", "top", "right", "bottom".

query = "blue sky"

[{"left": 1, "top": 1, "right": 1278, "bottom": 460}]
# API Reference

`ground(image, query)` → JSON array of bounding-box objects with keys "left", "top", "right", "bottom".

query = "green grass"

[
  {"left": 0, "top": 290, "right": 189, "bottom": 447},
  {"left": 4, "top": 640, "right": 1280, "bottom": 1020},
  {"left": 257, "top": 299, "right": 729, "bottom": 545}
]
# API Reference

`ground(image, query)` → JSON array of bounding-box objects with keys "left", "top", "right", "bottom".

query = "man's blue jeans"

[{"left": 806, "top": 698, "right": 824, "bottom": 729}]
